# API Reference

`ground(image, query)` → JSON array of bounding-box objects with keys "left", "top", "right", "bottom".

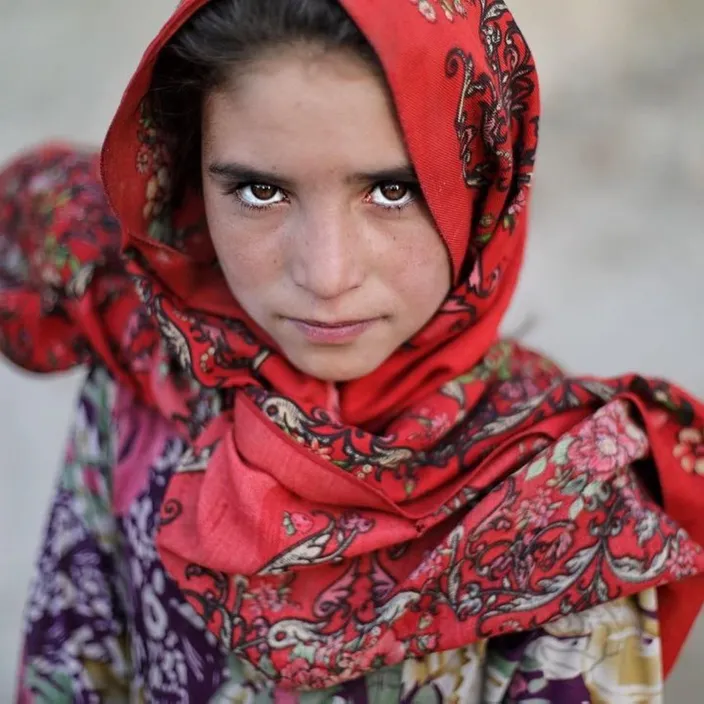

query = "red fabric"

[{"left": 2, "top": 0, "right": 704, "bottom": 690}]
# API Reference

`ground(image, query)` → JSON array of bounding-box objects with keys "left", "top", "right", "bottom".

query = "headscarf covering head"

[{"left": 101, "top": 0, "right": 537, "bottom": 427}]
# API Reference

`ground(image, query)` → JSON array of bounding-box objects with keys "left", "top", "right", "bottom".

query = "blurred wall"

[{"left": 1, "top": 0, "right": 702, "bottom": 697}]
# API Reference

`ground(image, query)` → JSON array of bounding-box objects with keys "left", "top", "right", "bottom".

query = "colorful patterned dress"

[{"left": 16, "top": 367, "right": 664, "bottom": 702}]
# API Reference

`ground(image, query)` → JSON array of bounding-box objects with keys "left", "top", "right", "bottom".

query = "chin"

[{"left": 288, "top": 348, "right": 388, "bottom": 383}]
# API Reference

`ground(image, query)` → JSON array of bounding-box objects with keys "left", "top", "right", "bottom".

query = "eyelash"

[
  {"left": 366, "top": 182, "right": 420, "bottom": 210},
  {"left": 226, "top": 184, "right": 288, "bottom": 211},
  {"left": 225, "top": 181, "right": 421, "bottom": 212}
]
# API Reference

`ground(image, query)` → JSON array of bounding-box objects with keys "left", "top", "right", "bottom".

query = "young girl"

[{"left": 3, "top": 0, "right": 704, "bottom": 700}]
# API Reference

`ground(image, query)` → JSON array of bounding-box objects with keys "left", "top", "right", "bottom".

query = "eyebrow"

[{"left": 207, "top": 161, "right": 419, "bottom": 189}]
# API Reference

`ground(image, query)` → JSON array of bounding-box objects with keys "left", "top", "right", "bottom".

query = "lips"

[
  {"left": 299, "top": 318, "right": 371, "bottom": 328},
  {"left": 288, "top": 317, "right": 379, "bottom": 344}
]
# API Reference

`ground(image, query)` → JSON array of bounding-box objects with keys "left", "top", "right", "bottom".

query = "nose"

[{"left": 289, "top": 206, "right": 365, "bottom": 300}]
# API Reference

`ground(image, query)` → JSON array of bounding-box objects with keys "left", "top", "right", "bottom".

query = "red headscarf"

[{"left": 2, "top": 0, "right": 704, "bottom": 691}]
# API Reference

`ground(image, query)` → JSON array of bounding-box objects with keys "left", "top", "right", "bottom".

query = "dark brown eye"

[
  {"left": 250, "top": 184, "right": 276, "bottom": 200},
  {"left": 236, "top": 183, "right": 286, "bottom": 208},
  {"left": 369, "top": 181, "right": 416, "bottom": 209},
  {"left": 380, "top": 183, "right": 408, "bottom": 201}
]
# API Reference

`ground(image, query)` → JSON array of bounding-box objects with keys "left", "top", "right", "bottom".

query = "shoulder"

[{"left": 0, "top": 145, "right": 159, "bottom": 390}]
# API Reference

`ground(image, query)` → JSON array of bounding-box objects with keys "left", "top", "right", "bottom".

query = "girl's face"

[{"left": 202, "top": 46, "right": 451, "bottom": 382}]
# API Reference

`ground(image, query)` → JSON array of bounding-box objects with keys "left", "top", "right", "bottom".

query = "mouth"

[{"left": 287, "top": 317, "right": 381, "bottom": 344}]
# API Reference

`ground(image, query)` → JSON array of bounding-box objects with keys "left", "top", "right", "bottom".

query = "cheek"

[
  {"left": 204, "top": 192, "right": 282, "bottom": 297},
  {"left": 385, "top": 227, "right": 451, "bottom": 313}
]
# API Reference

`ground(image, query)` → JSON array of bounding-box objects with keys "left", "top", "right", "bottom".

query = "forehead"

[{"left": 202, "top": 47, "right": 410, "bottom": 174}]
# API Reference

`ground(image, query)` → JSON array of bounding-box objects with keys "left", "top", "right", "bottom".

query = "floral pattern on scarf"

[{"left": 17, "top": 367, "right": 665, "bottom": 702}]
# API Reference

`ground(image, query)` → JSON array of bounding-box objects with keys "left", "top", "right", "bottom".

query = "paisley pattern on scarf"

[
  {"left": 2, "top": 0, "right": 704, "bottom": 694},
  {"left": 17, "top": 368, "right": 665, "bottom": 702}
]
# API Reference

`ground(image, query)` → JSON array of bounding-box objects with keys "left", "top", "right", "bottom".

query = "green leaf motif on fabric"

[
  {"left": 582, "top": 480, "right": 601, "bottom": 498},
  {"left": 525, "top": 456, "right": 547, "bottom": 481},
  {"left": 23, "top": 665, "right": 74, "bottom": 703},
  {"left": 569, "top": 497, "right": 585, "bottom": 520},
  {"left": 551, "top": 437, "right": 573, "bottom": 466},
  {"left": 563, "top": 474, "right": 587, "bottom": 496},
  {"left": 291, "top": 642, "right": 318, "bottom": 665}
]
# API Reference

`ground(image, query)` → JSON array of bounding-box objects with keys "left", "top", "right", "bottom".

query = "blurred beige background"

[{"left": 0, "top": 0, "right": 702, "bottom": 698}]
